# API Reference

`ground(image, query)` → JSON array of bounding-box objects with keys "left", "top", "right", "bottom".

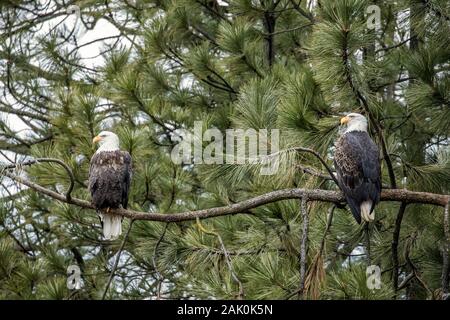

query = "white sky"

[
  {"left": 2, "top": 9, "right": 124, "bottom": 152},
  {"left": 0, "top": 7, "right": 130, "bottom": 176}
]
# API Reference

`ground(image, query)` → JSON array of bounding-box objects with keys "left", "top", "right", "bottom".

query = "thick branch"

[{"left": 3, "top": 171, "right": 449, "bottom": 224}]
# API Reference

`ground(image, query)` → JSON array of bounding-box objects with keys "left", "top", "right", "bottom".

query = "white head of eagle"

[
  {"left": 93, "top": 131, "right": 120, "bottom": 153},
  {"left": 89, "top": 131, "right": 132, "bottom": 240},
  {"left": 334, "top": 113, "right": 381, "bottom": 224}
]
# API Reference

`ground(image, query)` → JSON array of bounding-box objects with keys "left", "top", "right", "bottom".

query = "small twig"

[
  {"left": 392, "top": 202, "right": 407, "bottom": 295},
  {"left": 289, "top": 0, "right": 315, "bottom": 22},
  {"left": 376, "top": 129, "right": 397, "bottom": 189},
  {"left": 397, "top": 272, "right": 415, "bottom": 290},
  {"left": 262, "top": 23, "right": 314, "bottom": 36},
  {"left": 196, "top": 218, "right": 244, "bottom": 299},
  {"left": 364, "top": 223, "right": 371, "bottom": 265},
  {"left": 217, "top": 233, "right": 244, "bottom": 299},
  {"left": 291, "top": 147, "right": 341, "bottom": 187},
  {"left": 404, "top": 235, "right": 435, "bottom": 299},
  {"left": 295, "top": 164, "right": 334, "bottom": 181},
  {"left": 375, "top": 36, "right": 415, "bottom": 54},
  {"left": 101, "top": 219, "right": 135, "bottom": 300},
  {"left": 1, "top": 158, "right": 75, "bottom": 201},
  {"left": 298, "top": 196, "right": 309, "bottom": 299},
  {"left": 301, "top": 204, "right": 335, "bottom": 300},
  {"left": 152, "top": 223, "right": 169, "bottom": 300},
  {"left": 319, "top": 205, "right": 335, "bottom": 254}
]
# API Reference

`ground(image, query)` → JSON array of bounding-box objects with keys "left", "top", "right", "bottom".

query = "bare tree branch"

[
  {"left": 101, "top": 219, "right": 135, "bottom": 300},
  {"left": 397, "top": 272, "right": 415, "bottom": 290},
  {"left": 298, "top": 196, "right": 309, "bottom": 299},
  {"left": 0, "top": 106, "right": 49, "bottom": 122},
  {"left": 375, "top": 36, "right": 416, "bottom": 54},
  {"left": 289, "top": 147, "right": 340, "bottom": 186},
  {"left": 196, "top": 218, "right": 244, "bottom": 299},
  {"left": 2, "top": 170, "right": 449, "bottom": 223},
  {"left": 392, "top": 202, "right": 408, "bottom": 295},
  {"left": 262, "top": 23, "right": 314, "bottom": 36},
  {"left": 364, "top": 223, "right": 371, "bottom": 265},
  {"left": 152, "top": 222, "right": 169, "bottom": 300}
]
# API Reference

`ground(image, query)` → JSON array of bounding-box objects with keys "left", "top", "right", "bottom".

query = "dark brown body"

[
  {"left": 88, "top": 150, "right": 132, "bottom": 210},
  {"left": 334, "top": 131, "right": 381, "bottom": 223}
]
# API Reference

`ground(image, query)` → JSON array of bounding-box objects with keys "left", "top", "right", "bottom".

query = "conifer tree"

[{"left": 0, "top": 0, "right": 449, "bottom": 299}]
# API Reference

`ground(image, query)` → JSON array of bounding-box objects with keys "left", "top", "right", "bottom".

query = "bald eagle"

[
  {"left": 89, "top": 131, "right": 132, "bottom": 239},
  {"left": 334, "top": 113, "right": 381, "bottom": 224}
]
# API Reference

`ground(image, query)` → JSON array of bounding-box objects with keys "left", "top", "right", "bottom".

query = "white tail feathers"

[
  {"left": 99, "top": 213, "right": 122, "bottom": 240},
  {"left": 361, "top": 201, "right": 375, "bottom": 222}
]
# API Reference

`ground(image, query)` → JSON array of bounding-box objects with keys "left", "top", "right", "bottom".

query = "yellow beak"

[
  {"left": 340, "top": 116, "right": 349, "bottom": 125},
  {"left": 92, "top": 136, "right": 102, "bottom": 144}
]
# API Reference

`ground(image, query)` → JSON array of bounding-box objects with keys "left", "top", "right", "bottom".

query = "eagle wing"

[
  {"left": 334, "top": 131, "right": 381, "bottom": 223},
  {"left": 121, "top": 151, "right": 132, "bottom": 209},
  {"left": 88, "top": 150, "right": 132, "bottom": 210}
]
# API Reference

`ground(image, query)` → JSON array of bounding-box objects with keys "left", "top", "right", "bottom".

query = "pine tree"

[{"left": 0, "top": 0, "right": 449, "bottom": 300}]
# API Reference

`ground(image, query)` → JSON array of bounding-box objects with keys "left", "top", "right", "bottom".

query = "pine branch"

[
  {"left": 262, "top": 23, "right": 314, "bottom": 36},
  {"left": 2, "top": 170, "right": 449, "bottom": 223},
  {"left": 1, "top": 158, "right": 75, "bottom": 201},
  {"left": 101, "top": 219, "right": 135, "bottom": 300},
  {"left": 319, "top": 205, "right": 335, "bottom": 255},
  {"left": 375, "top": 36, "right": 416, "bottom": 54},
  {"left": 405, "top": 235, "right": 435, "bottom": 299},
  {"left": 392, "top": 202, "right": 408, "bottom": 295},
  {"left": 263, "top": 11, "right": 276, "bottom": 66},
  {"left": 0, "top": 106, "right": 49, "bottom": 123},
  {"left": 364, "top": 223, "right": 371, "bottom": 265},
  {"left": 397, "top": 272, "right": 415, "bottom": 290},
  {"left": 289, "top": 0, "right": 315, "bottom": 22},
  {"left": 290, "top": 147, "right": 340, "bottom": 187},
  {"left": 196, "top": 217, "right": 244, "bottom": 299},
  {"left": 295, "top": 164, "right": 333, "bottom": 180},
  {"left": 298, "top": 196, "right": 309, "bottom": 299},
  {"left": 152, "top": 223, "right": 169, "bottom": 300},
  {"left": 301, "top": 205, "right": 335, "bottom": 300}
]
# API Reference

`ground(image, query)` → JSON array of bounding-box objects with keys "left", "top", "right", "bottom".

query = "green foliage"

[
  {"left": 0, "top": 0, "right": 449, "bottom": 300},
  {"left": 324, "top": 264, "right": 395, "bottom": 299}
]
